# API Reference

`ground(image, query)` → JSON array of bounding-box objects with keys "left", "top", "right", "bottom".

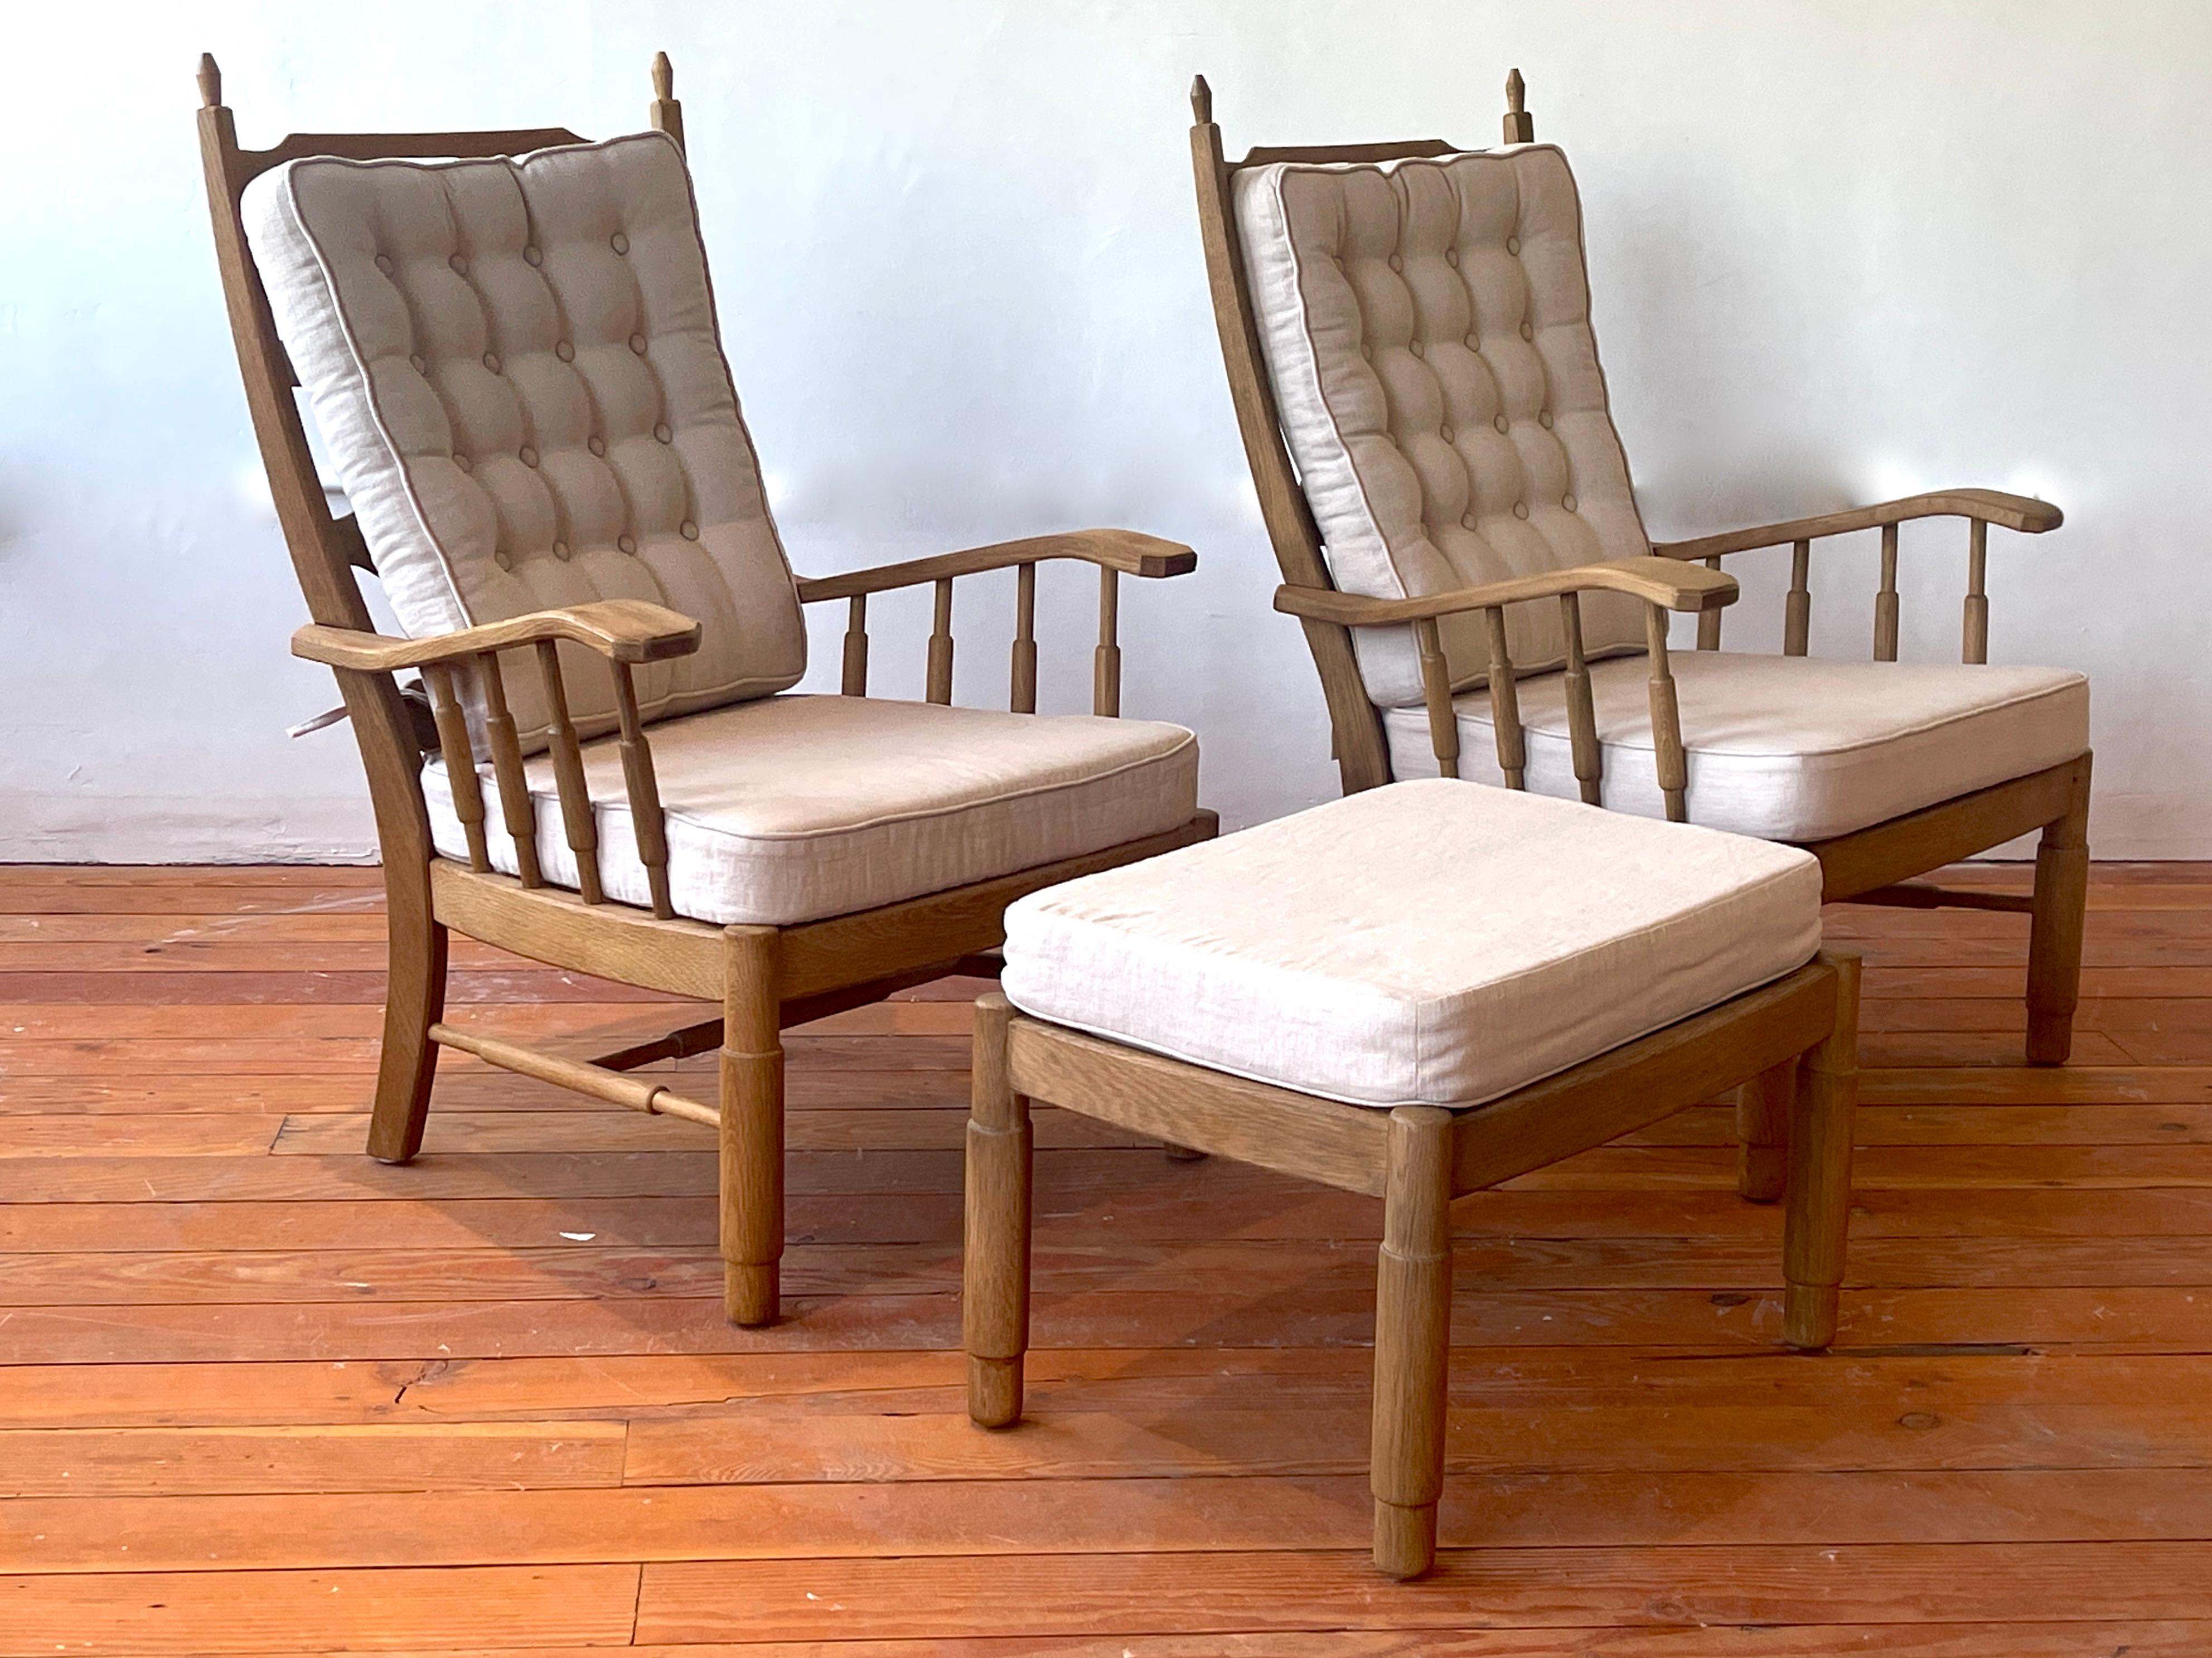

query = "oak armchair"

[
  {"left": 200, "top": 52, "right": 1212, "bottom": 1327},
  {"left": 1190, "top": 71, "right": 2090, "bottom": 1082}
]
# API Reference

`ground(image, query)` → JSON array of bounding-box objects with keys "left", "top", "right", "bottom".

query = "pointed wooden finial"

[
  {"left": 1503, "top": 67, "right": 1534, "bottom": 144},
  {"left": 649, "top": 51, "right": 686, "bottom": 152},
  {"left": 197, "top": 52, "right": 222, "bottom": 109},
  {"left": 1190, "top": 74, "right": 1213, "bottom": 126},
  {"left": 651, "top": 51, "right": 674, "bottom": 101}
]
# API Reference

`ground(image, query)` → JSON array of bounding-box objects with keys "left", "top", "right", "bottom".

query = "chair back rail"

[{"left": 199, "top": 51, "right": 686, "bottom": 918}]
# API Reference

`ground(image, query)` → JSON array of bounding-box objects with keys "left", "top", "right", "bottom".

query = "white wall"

[{"left": 3, "top": 0, "right": 2206, "bottom": 860}]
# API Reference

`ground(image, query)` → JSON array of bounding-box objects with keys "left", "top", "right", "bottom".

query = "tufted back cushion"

[
  {"left": 1235, "top": 145, "right": 1650, "bottom": 709},
  {"left": 243, "top": 132, "right": 806, "bottom": 752}
]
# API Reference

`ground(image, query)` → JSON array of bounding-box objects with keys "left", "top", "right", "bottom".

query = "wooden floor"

[{"left": 3, "top": 862, "right": 2211, "bottom": 1654}]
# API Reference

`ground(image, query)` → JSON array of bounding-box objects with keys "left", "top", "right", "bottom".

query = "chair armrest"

[
  {"left": 1650, "top": 489, "right": 2062, "bottom": 562},
  {"left": 794, "top": 529, "right": 1197, "bottom": 604},
  {"left": 293, "top": 600, "right": 703, "bottom": 671},
  {"left": 1271, "top": 556, "right": 1737, "bottom": 627}
]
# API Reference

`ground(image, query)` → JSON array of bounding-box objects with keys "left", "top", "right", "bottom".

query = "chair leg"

[
  {"left": 1784, "top": 951, "right": 1861, "bottom": 1350},
  {"left": 365, "top": 867, "right": 447, "bottom": 1165},
  {"left": 965, "top": 993, "right": 1032, "bottom": 1428},
  {"left": 2025, "top": 760, "right": 2092, "bottom": 1066},
  {"left": 1734, "top": 1061, "right": 1794, "bottom": 1204},
  {"left": 720, "top": 927, "right": 784, "bottom": 1327},
  {"left": 1371, "top": 1104, "right": 1454, "bottom": 1581}
]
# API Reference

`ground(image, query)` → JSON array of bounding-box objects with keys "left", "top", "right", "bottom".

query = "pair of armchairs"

[{"left": 199, "top": 55, "right": 2089, "bottom": 1329}]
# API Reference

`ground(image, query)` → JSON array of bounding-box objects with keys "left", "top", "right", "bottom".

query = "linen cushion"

[
  {"left": 422, "top": 695, "right": 1200, "bottom": 927},
  {"left": 1235, "top": 146, "right": 1649, "bottom": 709},
  {"left": 1383, "top": 653, "right": 2089, "bottom": 842},
  {"left": 243, "top": 132, "right": 804, "bottom": 752},
  {"left": 1001, "top": 779, "right": 1821, "bottom": 1110}
]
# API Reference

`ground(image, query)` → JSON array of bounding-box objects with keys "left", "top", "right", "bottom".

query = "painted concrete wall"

[{"left": 3, "top": 1, "right": 2204, "bottom": 859}]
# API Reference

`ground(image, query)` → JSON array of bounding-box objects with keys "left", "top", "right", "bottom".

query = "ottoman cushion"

[{"left": 1000, "top": 779, "right": 1823, "bottom": 1109}]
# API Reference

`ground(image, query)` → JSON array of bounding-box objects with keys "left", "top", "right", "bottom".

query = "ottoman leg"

[
  {"left": 1371, "top": 1105, "right": 1454, "bottom": 1580},
  {"left": 966, "top": 993, "right": 1033, "bottom": 1428},
  {"left": 1784, "top": 952, "right": 1861, "bottom": 1350},
  {"left": 1734, "top": 1060, "right": 1794, "bottom": 1204}
]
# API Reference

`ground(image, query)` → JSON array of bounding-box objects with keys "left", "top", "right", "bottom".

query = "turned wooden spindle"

[
  {"left": 534, "top": 639, "right": 603, "bottom": 904},
  {"left": 1874, "top": 522, "right": 1900, "bottom": 662},
  {"left": 1963, "top": 518, "right": 1989, "bottom": 664},
  {"left": 475, "top": 652, "right": 543, "bottom": 886},
  {"left": 1011, "top": 562, "right": 1039, "bottom": 714},
  {"left": 1483, "top": 607, "right": 1526, "bottom": 790},
  {"left": 611, "top": 663, "right": 675, "bottom": 919},
  {"left": 1697, "top": 556, "right": 1724, "bottom": 650},
  {"left": 196, "top": 52, "right": 222, "bottom": 109},
  {"left": 1643, "top": 606, "right": 1689, "bottom": 822},
  {"left": 1093, "top": 567, "right": 1122, "bottom": 717},
  {"left": 1502, "top": 67, "right": 1535, "bottom": 145},
  {"left": 841, "top": 595, "right": 869, "bottom": 696},
  {"left": 421, "top": 663, "right": 490, "bottom": 872},
  {"left": 1413, "top": 617, "right": 1459, "bottom": 780},
  {"left": 1558, "top": 593, "right": 1603, "bottom": 805},
  {"left": 927, "top": 579, "right": 956, "bottom": 705},
  {"left": 1784, "top": 538, "right": 1813, "bottom": 657},
  {"left": 648, "top": 51, "right": 686, "bottom": 151}
]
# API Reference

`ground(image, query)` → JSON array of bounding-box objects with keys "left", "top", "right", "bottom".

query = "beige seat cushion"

[
  {"left": 1382, "top": 652, "right": 2088, "bottom": 842},
  {"left": 424, "top": 695, "right": 1199, "bottom": 927},
  {"left": 244, "top": 133, "right": 805, "bottom": 754},
  {"left": 1235, "top": 146, "right": 1651, "bottom": 708},
  {"left": 1001, "top": 779, "right": 1821, "bottom": 1110}
]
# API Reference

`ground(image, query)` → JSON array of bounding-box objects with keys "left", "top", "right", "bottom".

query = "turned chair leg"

[
  {"left": 2025, "top": 760, "right": 2092, "bottom": 1066},
  {"left": 1371, "top": 1104, "right": 1454, "bottom": 1580},
  {"left": 966, "top": 993, "right": 1032, "bottom": 1428},
  {"left": 1734, "top": 1061, "right": 1793, "bottom": 1204},
  {"left": 720, "top": 927, "right": 785, "bottom": 1327},
  {"left": 365, "top": 868, "right": 448, "bottom": 1165},
  {"left": 1783, "top": 952, "right": 1861, "bottom": 1350}
]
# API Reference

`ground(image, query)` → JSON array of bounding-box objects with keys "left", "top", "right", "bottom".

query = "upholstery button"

[
  {"left": 618, "top": 534, "right": 638, "bottom": 555},
  {"left": 524, "top": 245, "right": 543, "bottom": 268},
  {"left": 1439, "top": 425, "right": 1455, "bottom": 443},
  {"left": 1387, "top": 253, "right": 1402, "bottom": 272},
  {"left": 1513, "top": 501, "right": 1530, "bottom": 520},
  {"left": 1360, "top": 343, "right": 1372, "bottom": 362},
  {"left": 628, "top": 333, "right": 648, "bottom": 355},
  {"left": 482, "top": 352, "right": 501, "bottom": 374},
  {"left": 1494, "top": 414, "right": 1511, "bottom": 434},
  {"left": 449, "top": 254, "right": 468, "bottom": 276},
  {"left": 555, "top": 340, "right": 575, "bottom": 363},
  {"left": 519, "top": 446, "right": 538, "bottom": 467},
  {"left": 1461, "top": 512, "right": 1478, "bottom": 530},
  {"left": 611, "top": 232, "right": 630, "bottom": 255},
  {"left": 1464, "top": 333, "right": 1479, "bottom": 351},
  {"left": 552, "top": 539, "right": 570, "bottom": 560},
  {"left": 1507, "top": 236, "right": 1521, "bottom": 256},
  {"left": 1539, "top": 409, "right": 1555, "bottom": 429},
  {"left": 409, "top": 353, "right": 427, "bottom": 375},
  {"left": 654, "top": 423, "right": 672, "bottom": 444},
  {"left": 493, "top": 549, "right": 512, "bottom": 570},
  {"left": 374, "top": 254, "right": 394, "bottom": 275},
  {"left": 680, "top": 520, "right": 700, "bottom": 540},
  {"left": 588, "top": 436, "right": 607, "bottom": 457},
  {"left": 1520, "top": 321, "right": 1535, "bottom": 341},
  {"left": 1408, "top": 340, "right": 1424, "bottom": 358},
  {"left": 1445, "top": 248, "right": 1459, "bottom": 267},
  {"left": 1562, "top": 493, "right": 1579, "bottom": 512},
  {"left": 453, "top": 453, "right": 473, "bottom": 473}
]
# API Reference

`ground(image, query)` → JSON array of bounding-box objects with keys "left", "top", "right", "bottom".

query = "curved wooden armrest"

[
  {"left": 793, "top": 529, "right": 1197, "bottom": 604},
  {"left": 1272, "top": 556, "right": 1737, "bottom": 627},
  {"left": 292, "top": 600, "right": 703, "bottom": 671},
  {"left": 1651, "top": 489, "right": 2063, "bottom": 562}
]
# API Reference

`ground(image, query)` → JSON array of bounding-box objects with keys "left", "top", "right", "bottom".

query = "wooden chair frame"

[
  {"left": 197, "top": 52, "right": 1214, "bottom": 1327},
  {"left": 1188, "top": 71, "right": 2091, "bottom": 1068},
  {"left": 965, "top": 949, "right": 1862, "bottom": 1579}
]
